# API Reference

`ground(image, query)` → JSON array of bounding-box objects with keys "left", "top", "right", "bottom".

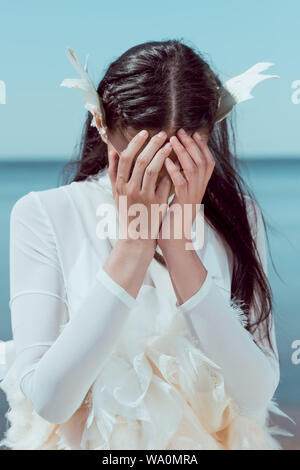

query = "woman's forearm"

[
  {"left": 160, "top": 239, "right": 279, "bottom": 415},
  {"left": 16, "top": 239, "right": 154, "bottom": 425},
  {"left": 18, "top": 273, "right": 137, "bottom": 424}
]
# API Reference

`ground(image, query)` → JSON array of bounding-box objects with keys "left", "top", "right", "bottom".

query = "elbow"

[
  {"left": 236, "top": 364, "right": 280, "bottom": 416},
  {"left": 33, "top": 382, "right": 77, "bottom": 424},
  {"left": 35, "top": 402, "right": 72, "bottom": 425},
  {"left": 254, "top": 370, "right": 279, "bottom": 411},
  {"left": 21, "top": 374, "right": 76, "bottom": 425},
  {"left": 256, "top": 360, "right": 280, "bottom": 409}
]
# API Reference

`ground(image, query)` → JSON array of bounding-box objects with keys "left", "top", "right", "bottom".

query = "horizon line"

[{"left": 0, "top": 154, "right": 299, "bottom": 163}]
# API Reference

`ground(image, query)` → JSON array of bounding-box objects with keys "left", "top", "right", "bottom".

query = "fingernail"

[
  {"left": 158, "top": 130, "right": 166, "bottom": 138},
  {"left": 178, "top": 128, "right": 187, "bottom": 136},
  {"left": 195, "top": 132, "right": 202, "bottom": 140},
  {"left": 139, "top": 130, "right": 148, "bottom": 137}
]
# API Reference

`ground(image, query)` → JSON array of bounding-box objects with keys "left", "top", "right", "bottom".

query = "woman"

[{"left": 0, "top": 39, "right": 286, "bottom": 450}]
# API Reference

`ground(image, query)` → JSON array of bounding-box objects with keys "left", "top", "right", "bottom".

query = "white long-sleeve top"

[{"left": 4, "top": 170, "right": 280, "bottom": 426}]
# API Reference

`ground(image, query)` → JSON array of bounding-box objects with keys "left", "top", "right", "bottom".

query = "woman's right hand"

[{"left": 108, "top": 129, "right": 173, "bottom": 249}]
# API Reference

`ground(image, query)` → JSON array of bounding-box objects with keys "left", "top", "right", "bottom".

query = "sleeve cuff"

[
  {"left": 176, "top": 271, "right": 214, "bottom": 313},
  {"left": 96, "top": 267, "right": 137, "bottom": 310}
]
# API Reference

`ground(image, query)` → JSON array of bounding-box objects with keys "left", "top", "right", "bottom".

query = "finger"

[
  {"left": 193, "top": 133, "right": 215, "bottom": 180},
  {"left": 177, "top": 129, "right": 203, "bottom": 165},
  {"left": 129, "top": 131, "right": 168, "bottom": 189},
  {"left": 164, "top": 157, "right": 187, "bottom": 191},
  {"left": 156, "top": 173, "right": 172, "bottom": 202},
  {"left": 156, "top": 174, "right": 172, "bottom": 227},
  {"left": 108, "top": 149, "right": 119, "bottom": 194},
  {"left": 141, "top": 142, "right": 172, "bottom": 194},
  {"left": 116, "top": 130, "right": 149, "bottom": 191},
  {"left": 172, "top": 159, "right": 187, "bottom": 181},
  {"left": 173, "top": 159, "right": 183, "bottom": 171},
  {"left": 169, "top": 136, "right": 196, "bottom": 181}
]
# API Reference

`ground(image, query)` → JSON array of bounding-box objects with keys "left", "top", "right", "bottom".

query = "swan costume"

[{"left": 0, "top": 167, "right": 291, "bottom": 450}]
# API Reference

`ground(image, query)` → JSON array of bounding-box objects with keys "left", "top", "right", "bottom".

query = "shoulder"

[
  {"left": 10, "top": 181, "right": 85, "bottom": 222},
  {"left": 10, "top": 191, "right": 42, "bottom": 229},
  {"left": 9, "top": 189, "right": 59, "bottom": 247},
  {"left": 10, "top": 180, "right": 98, "bottom": 253},
  {"left": 10, "top": 186, "right": 62, "bottom": 224},
  {"left": 9, "top": 182, "right": 84, "bottom": 244}
]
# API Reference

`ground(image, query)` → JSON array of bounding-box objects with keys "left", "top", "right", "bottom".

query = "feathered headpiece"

[
  {"left": 215, "top": 62, "right": 279, "bottom": 122},
  {"left": 60, "top": 47, "right": 279, "bottom": 135},
  {"left": 60, "top": 47, "right": 107, "bottom": 137}
]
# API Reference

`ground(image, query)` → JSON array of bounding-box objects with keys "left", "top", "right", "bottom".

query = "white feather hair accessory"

[
  {"left": 60, "top": 47, "right": 107, "bottom": 137},
  {"left": 215, "top": 62, "right": 279, "bottom": 122}
]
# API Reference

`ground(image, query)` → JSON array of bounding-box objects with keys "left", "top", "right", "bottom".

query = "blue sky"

[{"left": 0, "top": 0, "right": 299, "bottom": 160}]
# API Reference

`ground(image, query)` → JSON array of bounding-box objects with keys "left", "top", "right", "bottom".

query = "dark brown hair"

[{"left": 62, "top": 39, "right": 276, "bottom": 356}]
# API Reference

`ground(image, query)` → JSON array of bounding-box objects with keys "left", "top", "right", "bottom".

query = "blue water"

[{"left": 0, "top": 158, "right": 299, "bottom": 439}]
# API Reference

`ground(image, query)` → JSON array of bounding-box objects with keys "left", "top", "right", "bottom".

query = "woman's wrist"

[
  {"left": 102, "top": 238, "right": 156, "bottom": 298},
  {"left": 117, "top": 237, "right": 156, "bottom": 259},
  {"left": 158, "top": 237, "right": 207, "bottom": 305},
  {"left": 158, "top": 234, "right": 194, "bottom": 254}
]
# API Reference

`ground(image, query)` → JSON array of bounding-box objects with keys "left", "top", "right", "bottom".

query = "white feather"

[
  {"left": 60, "top": 47, "right": 105, "bottom": 132},
  {"left": 224, "top": 62, "right": 280, "bottom": 103}
]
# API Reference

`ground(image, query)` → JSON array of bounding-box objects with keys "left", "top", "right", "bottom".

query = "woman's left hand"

[{"left": 158, "top": 128, "right": 215, "bottom": 246}]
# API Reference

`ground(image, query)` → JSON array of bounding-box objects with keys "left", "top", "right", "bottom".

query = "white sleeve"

[
  {"left": 178, "top": 196, "right": 280, "bottom": 417},
  {"left": 9, "top": 192, "right": 137, "bottom": 425}
]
